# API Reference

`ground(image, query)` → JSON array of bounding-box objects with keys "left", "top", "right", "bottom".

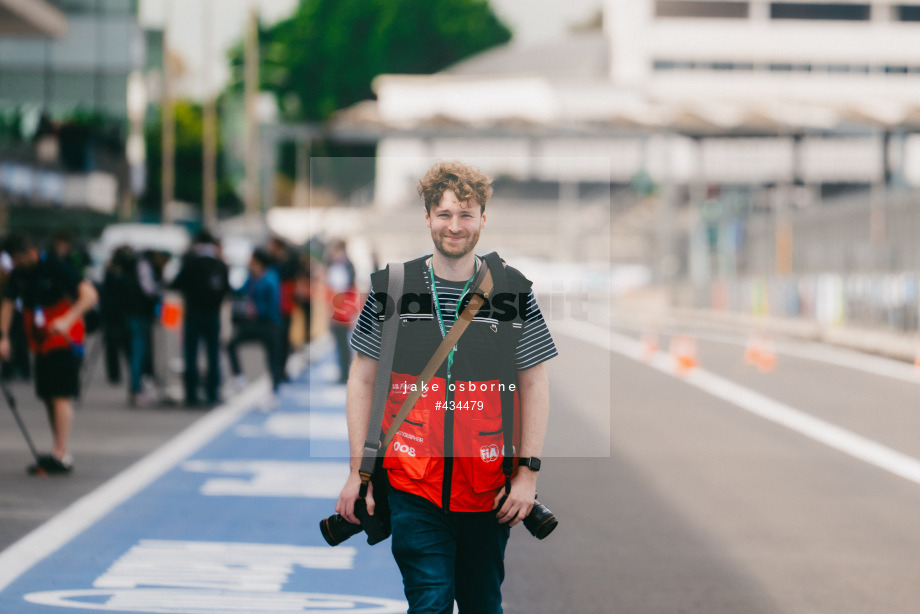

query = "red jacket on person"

[{"left": 370, "top": 254, "right": 531, "bottom": 512}]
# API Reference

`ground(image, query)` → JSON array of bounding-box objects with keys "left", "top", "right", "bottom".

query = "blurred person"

[
  {"left": 226, "top": 247, "right": 283, "bottom": 396},
  {"left": 325, "top": 239, "right": 358, "bottom": 384},
  {"left": 292, "top": 253, "right": 314, "bottom": 345},
  {"left": 122, "top": 250, "right": 162, "bottom": 407},
  {"left": 49, "top": 229, "right": 83, "bottom": 273},
  {"left": 0, "top": 247, "right": 31, "bottom": 382},
  {"left": 267, "top": 236, "right": 299, "bottom": 379},
  {"left": 100, "top": 246, "right": 134, "bottom": 385},
  {"left": 171, "top": 230, "right": 229, "bottom": 408},
  {"left": 142, "top": 250, "right": 172, "bottom": 388},
  {"left": 0, "top": 232, "right": 99, "bottom": 475},
  {"left": 49, "top": 229, "right": 100, "bottom": 336},
  {"left": 336, "top": 161, "right": 556, "bottom": 613}
]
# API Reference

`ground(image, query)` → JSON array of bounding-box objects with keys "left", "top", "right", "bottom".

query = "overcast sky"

[{"left": 138, "top": 0, "right": 603, "bottom": 99}]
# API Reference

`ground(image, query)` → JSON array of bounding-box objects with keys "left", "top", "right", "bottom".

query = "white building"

[
  {"left": 332, "top": 0, "right": 920, "bottom": 208},
  {"left": 609, "top": 0, "right": 920, "bottom": 106}
]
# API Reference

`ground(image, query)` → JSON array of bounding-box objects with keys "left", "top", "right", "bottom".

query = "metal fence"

[{"left": 678, "top": 188, "right": 920, "bottom": 332}]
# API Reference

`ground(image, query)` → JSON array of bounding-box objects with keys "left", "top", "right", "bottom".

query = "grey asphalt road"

[
  {"left": 0, "top": 331, "right": 270, "bottom": 552},
  {"left": 501, "top": 324, "right": 920, "bottom": 614}
]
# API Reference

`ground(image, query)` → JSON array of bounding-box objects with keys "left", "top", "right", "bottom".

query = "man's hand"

[
  {"left": 493, "top": 469, "right": 537, "bottom": 527},
  {"left": 49, "top": 314, "right": 75, "bottom": 340},
  {"left": 0, "top": 337, "right": 10, "bottom": 362},
  {"left": 336, "top": 471, "right": 374, "bottom": 525}
]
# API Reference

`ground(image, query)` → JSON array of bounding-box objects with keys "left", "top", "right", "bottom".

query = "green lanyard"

[{"left": 429, "top": 258, "right": 478, "bottom": 381}]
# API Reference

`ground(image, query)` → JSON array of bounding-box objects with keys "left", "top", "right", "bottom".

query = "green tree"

[
  {"left": 143, "top": 101, "right": 241, "bottom": 217},
  {"left": 232, "top": 0, "right": 512, "bottom": 121}
]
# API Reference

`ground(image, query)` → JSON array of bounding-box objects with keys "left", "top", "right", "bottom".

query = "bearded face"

[{"left": 426, "top": 190, "right": 485, "bottom": 260}]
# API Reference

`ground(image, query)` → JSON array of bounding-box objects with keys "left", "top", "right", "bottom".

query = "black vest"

[
  {"left": 372, "top": 252, "right": 533, "bottom": 511},
  {"left": 369, "top": 252, "right": 532, "bottom": 389}
]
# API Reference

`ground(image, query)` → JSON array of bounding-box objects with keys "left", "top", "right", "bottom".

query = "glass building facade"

[{"left": 0, "top": 0, "right": 143, "bottom": 119}]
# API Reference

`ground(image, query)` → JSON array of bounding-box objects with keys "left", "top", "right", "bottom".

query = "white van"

[{"left": 88, "top": 223, "right": 191, "bottom": 283}]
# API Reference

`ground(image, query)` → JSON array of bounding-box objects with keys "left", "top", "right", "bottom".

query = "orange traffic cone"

[
  {"left": 670, "top": 335, "right": 699, "bottom": 374},
  {"left": 755, "top": 335, "right": 776, "bottom": 373},
  {"left": 745, "top": 332, "right": 776, "bottom": 373},
  {"left": 640, "top": 332, "right": 659, "bottom": 363},
  {"left": 744, "top": 332, "right": 760, "bottom": 365}
]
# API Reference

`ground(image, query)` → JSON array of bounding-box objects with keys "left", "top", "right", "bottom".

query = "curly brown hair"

[{"left": 417, "top": 160, "right": 493, "bottom": 213}]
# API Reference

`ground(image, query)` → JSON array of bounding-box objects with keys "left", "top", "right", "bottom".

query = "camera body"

[
  {"left": 320, "top": 473, "right": 391, "bottom": 547},
  {"left": 522, "top": 499, "right": 557, "bottom": 540},
  {"left": 319, "top": 512, "right": 363, "bottom": 546}
]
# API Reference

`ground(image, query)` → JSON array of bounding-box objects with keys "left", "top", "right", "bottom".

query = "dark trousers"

[
  {"left": 103, "top": 321, "right": 129, "bottom": 384},
  {"left": 389, "top": 488, "right": 510, "bottom": 614},
  {"left": 183, "top": 308, "right": 222, "bottom": 404},
  {"left": 227, "top": 320, "right": 282, "bottom": 392},
  {"left": 279, "top": 314, "right": 292, "bottom": 379},
  {"left": 331, "top": 323, "right": 351, "bottom": 383},
  {"left": 125, "top": 315, "right": 152, "bottom": 394},
  {"left": 302, "top": 302, "right": 312, "bottom": 343}
]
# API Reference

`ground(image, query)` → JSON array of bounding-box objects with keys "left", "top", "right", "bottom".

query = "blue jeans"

[
  {"left": 183, "top": 308, "right": 222, "bottom": 404},
  {"left": 389, "top": 488, "right": 510, "bottom": 614},
  {"left": 125, "top": 315, "right": 151, "bottom": 394}
]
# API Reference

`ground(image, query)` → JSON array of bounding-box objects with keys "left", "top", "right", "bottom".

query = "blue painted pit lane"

[{"left": 0, "top": 351, "right": 408, "bottom": 614}]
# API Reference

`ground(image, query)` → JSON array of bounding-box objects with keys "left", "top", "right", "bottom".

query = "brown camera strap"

[{"left": 379, "top": 262, "right": 494, "bottom": 451}]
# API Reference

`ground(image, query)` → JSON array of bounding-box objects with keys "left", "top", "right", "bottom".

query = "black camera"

[
  {"left": 522, "top": 499, "right": 557, "bottom": 540},
  {"left": 497, "top": 494, "right": 558, "bottom": 540},
  {"left": 319, "top": 513, "right": 363, "bottom": 546},
  {"left": 320, "top": 497, "right": 391, "bottom": 547}
]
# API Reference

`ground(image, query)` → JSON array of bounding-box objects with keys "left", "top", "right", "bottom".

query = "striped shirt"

[{"left": 350, "top": 263, "right": 558, "bottom": 371}]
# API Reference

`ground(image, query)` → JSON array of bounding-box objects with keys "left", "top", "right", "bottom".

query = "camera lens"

[
  {"left": 523, "top": 500, "right": 558, "bottom": 540},
  {"left": 319, "top": 514, "right": 364, "bottom": 546}
]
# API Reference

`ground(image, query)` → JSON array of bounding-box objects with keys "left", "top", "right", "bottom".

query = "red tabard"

[
  {"left": 382, "top": 372, "right": 521, "bottom": 512},
  {"left": 23, "top": 298, "right": 84, "bottom": 355}
]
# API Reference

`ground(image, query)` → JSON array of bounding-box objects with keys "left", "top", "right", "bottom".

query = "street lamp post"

[
  {"left": 161, "top": 0, "right": 175, "bottom": 224},
  {"left": 202, "top": 0, "right": 218, "bottom": 229},
  {"left": 243, "top": 1, "right": 260, "bottom": 219}
]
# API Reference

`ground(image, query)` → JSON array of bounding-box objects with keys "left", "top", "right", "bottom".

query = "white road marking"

[
  {"left": 308, "top": 386, "right": 348, "bottom": 407},
  {"left": 93, "top": 539, "right": 358, "bottom": 592},
  {"left": 235, "top": 413, "right": 348, "bottom": 440},
  {"left": 557, "top": 320, "right": 920, "bottom": 487},
  {"left": 0, "top": 377, "right": 272, "bottom": 593},
  {"left": 182, "top": 460, "right": 350, "bottom": 498},
  {"left": 96, "top": 540, "right": 356, "bottom": 591},
  {"left": 23, "top": 589, "right": 407, "bottom": 613}
]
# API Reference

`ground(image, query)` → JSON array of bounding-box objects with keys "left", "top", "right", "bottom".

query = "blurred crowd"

[{"left": 0, "top": 226, "right": 359, "bottom": 475}]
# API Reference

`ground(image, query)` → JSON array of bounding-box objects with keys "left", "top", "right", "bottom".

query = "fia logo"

[{"left": 479, "top": 444, "right": 500, "bottom": 463}]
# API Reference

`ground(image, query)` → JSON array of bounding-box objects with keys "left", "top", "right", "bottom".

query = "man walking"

[
  {"left": 172, "top": 230, "right": 229, "bottom": 407},
  {"left": 336, "top": 161, "right": 557, "bottom": 613},
  {"left": 0, "top": 233, "right": 98, "bottom": 474},
  {"left": 267, "top": 236, "right": 298, "bottom": 379},
  {"left": 325, "top": 239, "right": 358, "bottom": 384},
  {"left": 226, "top": 247, "right": 283, "bottom": 395},
  {"left": 123, "top": 249, "right": 162, "bottom": 407}
]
